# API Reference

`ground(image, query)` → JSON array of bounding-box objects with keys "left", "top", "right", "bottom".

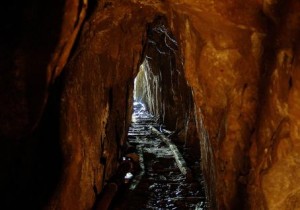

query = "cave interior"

[{"left": 1, "top": 0, "right": 300, "bottom": 209}]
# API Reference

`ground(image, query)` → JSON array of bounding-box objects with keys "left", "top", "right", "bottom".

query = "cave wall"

[
  {"left": 47, "top": 2, "right": 158, "bottom": 209},
  {"left": 134, "top": 17, "right": 198, "bottom": 146},
  {"left": 0, "top": 0, "right": 86, "bottom": 209},
  {"left": 167, "top": 0, "right": 300, "bottom": 209},
  {"left": 168, "top": 2, "right": 264, "bottom": 208},
  {"left": 0, "top": 0, "right": 86, "bottom": 139},
  {"left": 248, "top": 1, "right": 300, "bottom": 209}
]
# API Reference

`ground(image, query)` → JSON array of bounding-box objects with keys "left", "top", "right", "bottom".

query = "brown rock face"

[
  {"left": 1, "top": 0, "right": 300, "bottom": 210},
  {"left": 169, "top": 2, "right": 264, "bottom": 208},
  {"left": 248, "top": 1, "right": 300, "bottom": 209},
  {"left": 48, "top": 2, "right": 157, "bottom": 209},
  {"left": 0, "top": 0, "right": 86, "bottom": 209},
  {"left": 0, "top": 0, "right": 86, "bottom": 139}
]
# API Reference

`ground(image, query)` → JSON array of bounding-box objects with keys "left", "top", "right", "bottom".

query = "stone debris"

[{"left": 110, "top": 102, "right": 208, "bottom": 209}]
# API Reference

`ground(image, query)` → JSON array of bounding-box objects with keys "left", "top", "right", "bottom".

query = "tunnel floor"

[{"left": 109, "top": 102, "right": 207, "bottom": 210}]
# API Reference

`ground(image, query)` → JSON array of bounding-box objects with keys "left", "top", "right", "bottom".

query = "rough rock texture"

[
  {"left": 48, "top": 2, "right": 157, "bottom": 209},
  {"left": 1, "top": 0, "right": 300, "bottom": 210},
  {"left": 166, "top": 1, "right": 264, "bottom": 208},
  {"left": 0, "top": 0, "right": 86, "bottom": 209},
  {"left": 0, "top": 0, "right": 86, "bottom": 139},
  {"left": 248, "top": 1, "right": 300, "bottom": 209},
  {"left": 134, "top": 17, "right": 197, "bottom": 146}
]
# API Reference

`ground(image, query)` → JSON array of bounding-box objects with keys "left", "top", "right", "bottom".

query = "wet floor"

[{"left": 110, "top": 102, "right": 208, "bottom": 210}]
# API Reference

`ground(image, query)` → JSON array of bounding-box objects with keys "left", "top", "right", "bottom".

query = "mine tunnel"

[
  {"left": 1, "top": 0, "right": 300, "bottom": 210},
  {"left": 103, "top": 18, "right": 206, "bottom": 209}
]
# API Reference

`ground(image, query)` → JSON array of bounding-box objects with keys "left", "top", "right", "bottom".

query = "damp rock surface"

[{"left": 111, "top": 102, "right": 207, "bottom": 209}]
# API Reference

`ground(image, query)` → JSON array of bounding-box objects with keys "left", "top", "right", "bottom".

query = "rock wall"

[
  {"left": 166, "top": 2, "right": 264, "bottom": 208},
  {"left": 248, "top": 1, "right": 300, "bottom": 209},
  {"left": 0, "top": 0, "right": 86, "bottom": 209},
  {"left": 168, "top": 1, "right": 300, "bottom": 209},
  {"left": 134, "top": 17, "right": 197, "bottom": 146},
  {"left": 47, "top": 2, "right": 157, "bottom": 209},
  {"left": 0, "top": 0, "right": 86, "bottom": 139}
]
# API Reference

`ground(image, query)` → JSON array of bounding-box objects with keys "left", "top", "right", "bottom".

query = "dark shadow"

[
  {"left": 0, "top": 0, "right": 65, "bottom": 139},
  {"left": 0, "top": 73, "right": 64, "bottom": 209}
]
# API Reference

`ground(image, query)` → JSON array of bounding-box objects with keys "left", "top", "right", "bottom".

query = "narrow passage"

[{"left": 111, "top": 102, "right": 207, "bottom": 209}]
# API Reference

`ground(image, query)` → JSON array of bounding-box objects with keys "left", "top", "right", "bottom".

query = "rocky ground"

[{"left": 108, "top": 102, "right": 208, "bottom": 209}]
